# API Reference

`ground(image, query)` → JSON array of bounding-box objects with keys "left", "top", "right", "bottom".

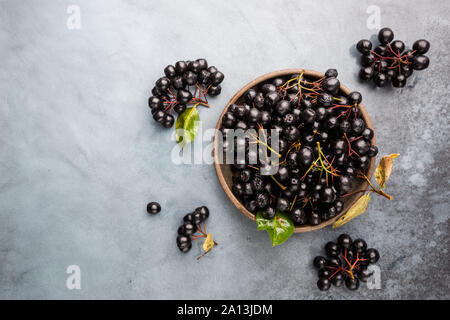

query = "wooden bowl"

[{"left": 213, "top": 69, "right": 376, "bottom": 233}]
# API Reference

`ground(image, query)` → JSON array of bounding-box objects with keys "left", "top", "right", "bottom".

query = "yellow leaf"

[
  {"left": 374, "top": 153, "right": 400, "bottom": 188},
  {"left": 332, "top": 193, "right": 371, "bottom": 228},
  {"left": 203, "top": 233, "right": 214, "bottom": 252}
]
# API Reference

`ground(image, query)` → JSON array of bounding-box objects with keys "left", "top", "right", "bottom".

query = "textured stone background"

[{"left": 0, "top": 0, "right": 449, "bottom": 299}]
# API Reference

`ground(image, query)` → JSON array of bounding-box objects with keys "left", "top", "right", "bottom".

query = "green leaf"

[
  {"left": 256, "top": 210, "right": 294, "bottom": 246},
  {"left": 332, "top": 193, "right": 371, "bottom": 228},
  {"left": 175, "top": 105, "right": 200, "bottom": 148}
]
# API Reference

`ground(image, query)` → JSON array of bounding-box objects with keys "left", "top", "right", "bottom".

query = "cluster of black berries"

[
  {"left": 148, "top": 59, "right": 225, "bottom": 128},
  {"left": 314, "top": 234, "right": 380, "bottom": 291},
  {"left": 221, "top": 69, "right": 377, "bottom": 226},
  {"left": 176, "top": 206, "right": 210, "bottom": 253},
  {"left": 357, "top": 27, "right": 430, "bottom": 87}
]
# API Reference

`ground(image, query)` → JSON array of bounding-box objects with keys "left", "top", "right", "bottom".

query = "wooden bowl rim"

[{"left": 213, "top": 68, "right": 376, "bottom": 233}]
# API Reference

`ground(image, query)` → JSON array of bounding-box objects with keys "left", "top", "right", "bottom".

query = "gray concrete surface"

[{"left": 0, "top": 0, "right": 449, "bottom": 299}]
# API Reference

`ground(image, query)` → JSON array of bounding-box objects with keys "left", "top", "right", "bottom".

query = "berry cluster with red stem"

[
  {"left": 148, "top": 59, "right": 225, "bottom": 128},
  {"left": 357, "top": 27, "right": 430, "bottom": 88},
  {"left": 314, "top": 234, "right": 380, "bottom": 291}
]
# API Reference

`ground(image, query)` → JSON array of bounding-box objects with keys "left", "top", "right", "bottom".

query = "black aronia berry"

[
  {"left": 314, "top": 234, "right": 380, "bottom": 291},
  {"left": 176, "top": 206, "right": 217, "bottom": 259},
  {"left": 221, "top": 69, "right": 376, "bottom": 227},
  {"left": 148, "top": 59, "right": 225, "bottom": 128},
  {"left": 356, "top": 27, "right": 430, "bottom": 88}
]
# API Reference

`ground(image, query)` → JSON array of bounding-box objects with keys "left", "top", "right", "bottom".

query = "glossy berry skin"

[
  {"left": 262, "top": 207, "right": 276, "bottom": 219},
  {"left": 174, "top": 104, "right": 186, "bottom": 114},
  {"left": 412, "top": 55, "right": 429, "bottom": 70},
  {"left": 183, "top": 70, "right": 197, "bottom": 85},
  {"left": 261, "top": 83, "right": 276, "bottom": 94},
  {"left": 209, "top": 85, "right": 222, "bottom": 96},
  {"left": 255, "top": 192, "right": 270, "bottom": 209},
  {"left": 348, "top": 91, "right": 362, "bottom": 105},
  {"left": 162, "top": 113, "right": 175, "bottom": 128},
  {"left": 192, "top": 211, "right": 204, "bottom": 225},
  {"left": 148, "top": 96, "right": 163, "bottom": 110},
  {"left": 313, "top": 256, "right": 327, "bottom": 269},
  {"left": 291, "top": 207, "right": 306, "bottom": 224},
  {"left": 176, "top": 235, "right": 191, "bottom": 248},
  {"left": 365, "top": 248, "right": 380, "bottom": 264},
  {"left": 175, "top": 61, "right": 188, "bottom": 74},
  {"left": 351, "top": 118, "right": 365, "bottom": 135},
  {"left": 322, "top": 77, "right": 340, "bottom": 94},
  {"left": 345, "top": 277, "right": 360, "bottom": 290},
  {"left": 356, "top": 39, "right": 372, "bottom": 54},
  {"left": 378, "top": 27, "right": 394, "bottom": 44},
  {"left": 196, "top": 58, "right": 208, "bottom": 70},
  {"left": 362, "top": 128, "right": 374, "bottom": 141},
  {"left": 211, "top": 71, "right": 225, "bottom": 85},
  {"left": 331, "top": 273, "right": 344, "bottom": 287},
  {"left": 284, "top": 126, "right": 300, "bottom": 142},
  {"left": 332, "top": 139, "right": 346, "bottom": 156},
  {"left": 147, "top": 202, "right": 161, "bottom": 214},
  {"left": 353, "top": 139, "right": 370, "bottom": 155},
  {"left": 327, "top": 257, "right": 341, "bottom": 268},
  {"left": 198, "top": 69, "right": 211, "bottom": 85},
  {"left": 276, "top": 197, "right": 290, "bottom": 212},
  {"left": 359, "top": 67, "right": 374, "bottom": 80},
  {"left": 275, "top": 100, "right": 291, "bottom": 116},
  {"left": 182, "top": 222, "right": 196, "bottom": 236},
  {"left": 155, "top": 77, "right": 171, "bottom": 91},
  {"left": 356, "top": 266, "right": 373, "bottom": 282},
  {"left": 164, "top": 65, "right": 176, "bottom": 78},
  {"left": 179, "top": 243, "right": 192, "bottom": 253},
  {"left": 318, "top": 268, "right": 332, "bottom": 279},
  {"left": 318, "top": 93, "right": 333, "bottom": 107},
  {"left": 337, "top": 234, "right": 352, "bottom": 249},
  {"left": 222, "top": 112, "right": 236, "bottom": 128},
  {"left": 177, "top": 89, "right": 192, "bottom": 104},
  {"left": 368, "top": 145, "right": 379, "bottom": 157},
  {"left": 320, "top": 187, "right": 336, "bottom": 204},
  {"left": 195, "top": 206, "right": 209, "bottom": 220},
  {"left": 390, "top": 40, "right": 405, "bottom": 54},
  {"left": 247, "top": 108, "right": 261, "bottom": 123},
  {"left": 301, "top": 108, "right": 316, "bottom": 123},
  {"left": 361, "top": 53, "right": 376, "bottom": 67},
  {"left": 317, "top": 278, "right": 331, "bottom": 291},
  {"left": 317, "top": 279, "right": 331, "bottom": 291},
  {"left": 334, "top": 200, "right": 344, "bottom": 213},
  {"left": 171, "top": 76, "right": 185, "bottom": 90},
  {"left": 325, "top": 242, "right": 340, "bottom": 258},
  {"left": 183, "top": 213, "right": 193, "bottom": 224},
  {"left": 392, "top": 74, "right": 406, "bottom": 87},
  {"left": 298, "top": 147, "right": 313, "bottom": 167},
  {"left": 309, "top": 212, "right": 321, "bottom": 226},
  {"left": 325, "top": 69, "right": 338, "bottom": 78},
  {"left": 352, "top": 239, "right": 367, "bottom": 253},
  {"left": 413, "top": 39, "right": 430, "bottom": 54}
]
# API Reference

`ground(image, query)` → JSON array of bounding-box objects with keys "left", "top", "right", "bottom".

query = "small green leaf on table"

[{"left": 175, "top": 105, "right": 200, "bottom": 148}]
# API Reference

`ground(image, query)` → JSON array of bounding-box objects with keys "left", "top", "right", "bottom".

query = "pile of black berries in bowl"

[{"left": 213, "top": 69, "right": 377, "bottom": 232}]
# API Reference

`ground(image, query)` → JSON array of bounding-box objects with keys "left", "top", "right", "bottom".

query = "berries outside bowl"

[{"left": 213, "top": 69, "right": 376, "bottom": 233}]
